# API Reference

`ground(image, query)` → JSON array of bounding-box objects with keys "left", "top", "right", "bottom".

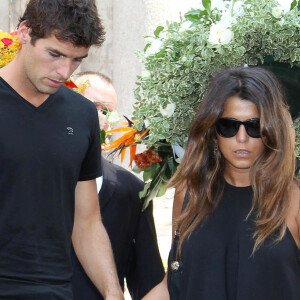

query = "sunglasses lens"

[
  {"left": 216, "top": 118, "right": 261, "bottom": 138},
  {"left": 245, "top": 119, "right": 260, "bottom": 138},
  {"left": 215, "top": 118, "right": 239, "bottom": 138}
]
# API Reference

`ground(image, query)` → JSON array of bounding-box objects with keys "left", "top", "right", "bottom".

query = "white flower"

[
  {"left": 141, "top": 70, "right": 151, "bottom": 79},
  {"left": 160, "top": 103, "right": 176, "bottom": 117},
  {"left": 145, "top": 39, "right": 163, "bottom": 56},
  {"left": 272, "top": 6, "right": 284, "bottom": 18},
  {"left": 179, "top": 21, "right": 193, "bottom": 32},
  {"left": 208, "top": 23, "right": 234, "bottom": 45},
  {"left": 276, "top": 0, "right": 293, "bottom": 13},
  {"left": 144, "top": 119, "right": 150, "bottom": 128},
  {"left": 219, "top": 10, "right": 236, "bottom": 27},
  {"left": 232, "top": 1, "right": 245, "bottom": 16},
  {"left": 107, "top": 111, "right": 120, "bottom": 125}
]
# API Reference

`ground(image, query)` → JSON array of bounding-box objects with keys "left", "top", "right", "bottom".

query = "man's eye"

[{"left": 49, "top": 52, "right": 60, "bottom": 58}]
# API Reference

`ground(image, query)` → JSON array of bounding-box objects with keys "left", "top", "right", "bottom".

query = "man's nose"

[{"left": 56, "top": 59, "right": 73, "bottom": 80}]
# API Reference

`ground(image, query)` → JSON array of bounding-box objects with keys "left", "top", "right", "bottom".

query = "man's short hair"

[
  {"left": 19, "top": 0, "right": 105, "bottom": 48},
  {"left": 75, "top": 71, "right": 112, "bottom": 85}
]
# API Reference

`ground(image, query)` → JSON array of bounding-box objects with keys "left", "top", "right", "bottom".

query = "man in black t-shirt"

[{"left": 0, "top": 1, "right": 123, "bottom": 299}]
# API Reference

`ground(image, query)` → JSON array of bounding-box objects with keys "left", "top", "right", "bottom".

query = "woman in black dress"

[{"left": 143, "top": 67, "right": 300, "bottom": 300}]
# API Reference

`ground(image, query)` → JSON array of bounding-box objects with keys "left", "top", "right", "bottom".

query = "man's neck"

[{"left": 0, "top": 56, "right": 49, "bottom": 107}]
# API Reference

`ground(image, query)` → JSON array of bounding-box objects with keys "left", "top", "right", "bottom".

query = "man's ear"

[{"left": 17, "top": 21, "right": 31, "bottom": 44}]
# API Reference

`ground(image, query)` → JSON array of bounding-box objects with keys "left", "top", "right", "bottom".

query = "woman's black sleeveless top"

[{"left": 169, "top": 182, "right": 300, "bottom": 300}]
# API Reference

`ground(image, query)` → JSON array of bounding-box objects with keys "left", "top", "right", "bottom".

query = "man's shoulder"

[
  {"left": 55, "top": 86, "right": 97, "bottom": 116},
  {"left": 57, "top": 86, "right": 94, "bottom": 106}
]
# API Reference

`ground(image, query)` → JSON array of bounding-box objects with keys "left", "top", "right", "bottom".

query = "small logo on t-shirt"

[{"left": 67, "top": 127, "right": 74, "bottom": 135}]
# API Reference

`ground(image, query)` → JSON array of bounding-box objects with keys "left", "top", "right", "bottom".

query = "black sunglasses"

[{"left": 215, "top": 118, "right": 261, "bottom": 138}]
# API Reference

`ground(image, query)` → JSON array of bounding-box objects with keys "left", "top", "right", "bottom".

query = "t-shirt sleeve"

[{"left": 78, "top": 105, "right": 102, "bottom": 181}]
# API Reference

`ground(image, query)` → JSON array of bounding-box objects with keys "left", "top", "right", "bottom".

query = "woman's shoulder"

[{"left": 286, "top": 179, "right": 300, "bottom": 249}]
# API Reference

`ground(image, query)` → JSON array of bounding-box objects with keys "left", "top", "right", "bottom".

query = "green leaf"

[
  {"left": 139, "top": 182, "right": 151, "bottom": 199},
  {"left": 100, "top": 130, "right": 106, "bottom": 143},
  {"left": 144, "top": 43, "right": 151, "bottom": 52},
  {"left": 202, "top": 0, "right": 211, "bottom": 13},
  {"left": 143, "top": 163, "right": 160, "bottom": 182},
  {"left": 132, "top": 165, "right": 143, "bottom": 173},
  {"left": 291, "top": 0, "right": 297, "bottom": 9},
  {"left": 156, "top": 182, "right": 167, "bottom": 197},
  {"left": 154, "top": 26, "right": 164, "bottom": 37},
  {"left": 184, "top": 9, "right": 207, "bottom": 23},
  {"left": 141, "top": 160, "right": 168, "bottom": 210}
]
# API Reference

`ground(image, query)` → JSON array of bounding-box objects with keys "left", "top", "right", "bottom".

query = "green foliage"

[
  {"left": 131, "top": 0, "right": 300, "bottom": 203},
  {"left": 100, "top": 130, "right": 106, "bottom": 144},
  {"left": 291, "top": 0, "right": 300, "bottom": 10},
  {"left": 154, "top": 26, "right": 164, "bottom": 37},
  {"left": 133, "top": 0, "right": 300, "bottom": 152},
  {"left": 135, "top": 143, "right": 179, "bottom": 209}
]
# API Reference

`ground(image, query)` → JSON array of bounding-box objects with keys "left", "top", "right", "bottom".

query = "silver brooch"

[{"left": 171, "top": 261, "right": 180, "bottom": 271}]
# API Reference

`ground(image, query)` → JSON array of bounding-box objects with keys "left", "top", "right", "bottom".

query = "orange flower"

[{"left": 103, "top": 119, "right": 149, "bottom": 166}]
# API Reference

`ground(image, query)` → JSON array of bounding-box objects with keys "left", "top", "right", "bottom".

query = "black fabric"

[
  {"left": 0, "top": 78, "right": 102, "bottom": 299},
  {"left": 71, "top": 158, "right": 165, "bottom": 300},
  {"left": 167, "top": 191, "right": 189, "bottom": 300},
  {"left": 167, "top": 231, "right": 182, "bottom": 300},
  {"left": 168, "top": 182, "right": 300, "bottom": 300}
]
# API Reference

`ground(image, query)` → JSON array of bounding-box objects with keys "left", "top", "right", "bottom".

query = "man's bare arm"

[{"left": 72, "top": 179, "right": 124, "bottom": 300}]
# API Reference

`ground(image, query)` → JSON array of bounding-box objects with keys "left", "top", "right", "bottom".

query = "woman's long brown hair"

[{"left": 169, "top": 67, "right": 296, "bottom": 254}]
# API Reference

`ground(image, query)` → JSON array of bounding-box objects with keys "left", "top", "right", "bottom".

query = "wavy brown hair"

[{"left": 169, "top": 67, "right": 296, "bottom": 254}]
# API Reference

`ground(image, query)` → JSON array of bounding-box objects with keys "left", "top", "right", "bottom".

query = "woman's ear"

[{"left": 17, "top": 21, "right": 31, "bottom": 44}]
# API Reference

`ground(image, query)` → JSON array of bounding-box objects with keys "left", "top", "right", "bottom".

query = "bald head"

[{"left": 74, "top": 73, "right": 117, "bottom": 111}]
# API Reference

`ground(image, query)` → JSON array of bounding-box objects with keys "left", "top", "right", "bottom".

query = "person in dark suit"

[{"left": 71, "top": 72, "right": 165, "bottom": 300}]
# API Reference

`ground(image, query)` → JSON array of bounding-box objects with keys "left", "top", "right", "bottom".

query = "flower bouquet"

[{"left": 0, "top": 31, "right": 21, "bottom": 67}]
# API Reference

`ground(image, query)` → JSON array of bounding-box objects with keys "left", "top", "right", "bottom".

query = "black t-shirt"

[
  {"left": 0, "top": 78, "right": 102, "bottom": 299},
  {"left": 168, "top": 182, "right": 300, "bottom": 300}
]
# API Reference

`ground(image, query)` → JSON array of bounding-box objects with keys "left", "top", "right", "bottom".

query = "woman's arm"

[
  {"left": 286, "top": 180, "right": 300, "bottom": 249},
  {"left": 142, "top": 184, "right": 187, "bottom": 300}
]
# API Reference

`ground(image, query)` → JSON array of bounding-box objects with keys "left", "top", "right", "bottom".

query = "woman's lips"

[{"left": 234, "top": 149, "right": 250, "bottom": 157}]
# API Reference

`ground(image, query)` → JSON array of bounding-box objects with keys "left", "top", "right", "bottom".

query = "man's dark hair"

[{"left": 19, "top": 0, "right": 105, "bottom": 47}]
